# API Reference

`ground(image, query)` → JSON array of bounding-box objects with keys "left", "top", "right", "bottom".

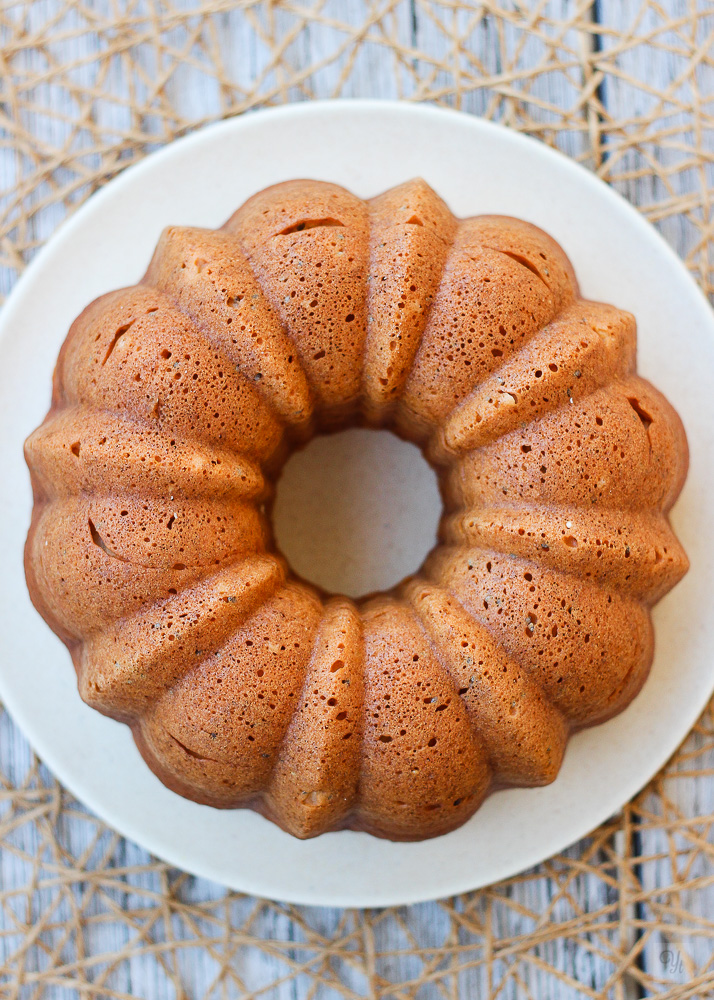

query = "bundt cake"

[{"left": 24, "top": 178, "right": 689, "bottom": 841}]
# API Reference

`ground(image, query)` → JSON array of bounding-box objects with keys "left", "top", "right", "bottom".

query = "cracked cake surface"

[{"left": 24, "top": 178, "right": 689, "bottom": 841}]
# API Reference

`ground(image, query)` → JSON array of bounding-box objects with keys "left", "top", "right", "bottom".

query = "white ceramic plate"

[{"left": 1, "top": 101, "right": 712, "bottom": 908}]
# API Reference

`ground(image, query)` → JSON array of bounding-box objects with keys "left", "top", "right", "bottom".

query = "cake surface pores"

[{"left": 24, "top": 179, "right": 689, "bottom": 841}]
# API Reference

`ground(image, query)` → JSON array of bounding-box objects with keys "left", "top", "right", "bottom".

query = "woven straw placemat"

[{"left": 1, "top": 3, "right": 713, "bottom": 998}]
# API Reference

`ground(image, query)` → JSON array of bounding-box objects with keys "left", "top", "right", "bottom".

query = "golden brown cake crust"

[{"left": 24, "top": 178, "right": 689, "bottom": 841}]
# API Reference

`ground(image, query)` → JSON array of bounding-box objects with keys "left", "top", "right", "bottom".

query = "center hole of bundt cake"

[{"left": 273, "top": 428, "right": 441, "bottom": 599}]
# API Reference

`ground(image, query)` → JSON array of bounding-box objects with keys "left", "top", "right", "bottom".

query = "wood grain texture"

[{"left": 1, "top": 2, "right": 713, "bottom": 998}]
